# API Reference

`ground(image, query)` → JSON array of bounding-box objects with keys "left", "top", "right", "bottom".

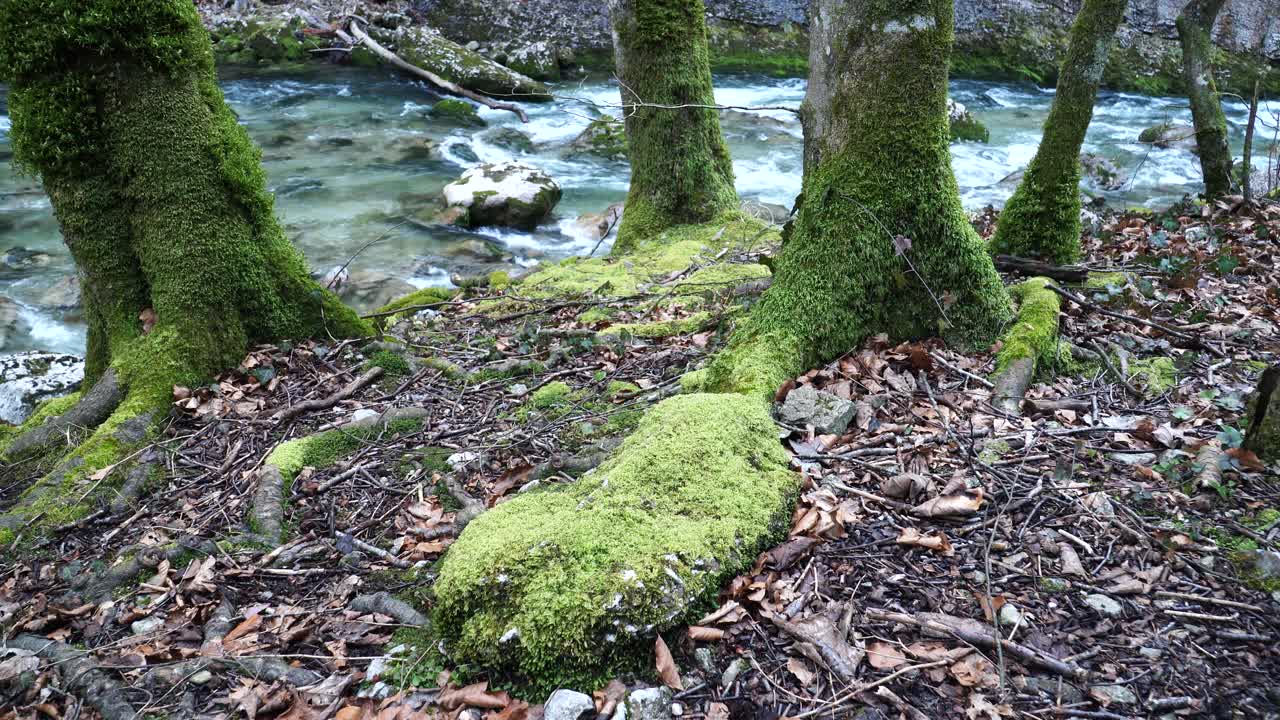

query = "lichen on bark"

[
  {"left": 707, "top": 0, "right": 1012, "bottom": 399},
  {"left": 607, "top": 0, "right": 739, "bottom": 253},
  {"left": 989, "top": 0, "right": 1127, "bottom": 264}
]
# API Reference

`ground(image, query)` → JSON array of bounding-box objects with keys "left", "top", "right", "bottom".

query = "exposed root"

[
  {"left": 68, "top": 536, "right": 217, "bottom": 604},
  {"left": 990, "top": 278, "right": 1061, "bottom": 416},
  {"left": 249, "top": 465, "right": 289, "bottom": 545},
  {"left": 2, "top": 634, "right": 138, "bottom": 720},
  {"left": 993, "top": 255, "right": 1090, "bottom": 283},
  {"left": 1244, "top": 365, "right": 1278, "bottom": 461},
  {"left": 3, "top": 370, "right": 122, "bottom": 462}
]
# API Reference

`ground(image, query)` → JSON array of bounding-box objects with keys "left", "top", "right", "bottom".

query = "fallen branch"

[
  {"left": 347, "top": 20, "right": 530, "bottom": 123},
  {"left": 864, "top": 609, "right": 1087, "bottom": 679},
  {"left": 350, "top": 591, "right": 431, "bottom": 627},
  {"left": 993, "top": 255, "right": 1090, "bottom": 283},
  {"left": 272, "top": 366, "right": 383, "bottom": 422},
  {"left": 1046, "top": 282, "right": 1228, "bottom": 357}
]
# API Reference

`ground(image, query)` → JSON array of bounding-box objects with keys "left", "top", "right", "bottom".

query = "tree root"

[
  {"left": 4, "top": 370, "right": 122, "bottom": 462},
  {"left": 68, "top": 536, "right": 217, "bottom": 604},
  {"left": 993, "top": 255, "right": 1090, "bottom": 283},
  {"left": 249, "top": 465, "right": 289, "bottom": 546},
  {"left": 990, "top": 278, "right": 1061, "bottom": 417},
  {"left": 2, "top": 634, "right": 138, "bottom": 720}
]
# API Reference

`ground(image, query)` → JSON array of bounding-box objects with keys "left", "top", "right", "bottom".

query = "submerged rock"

[
  {"left": 0, "top": 351, "right": 84, "bottom": 425},
  {"left": 1080, "top": 153, "right": 1127, "bottom": 191},
  {"left": 0, "top": 297, "right": 32, "bottom": 351},
  {"left": 1, "top": 246, "right": 54, "bottom": 279},
  {"left": 569, "top": 203, "right": 625, "bottom": 242},
  {"left": 429, "top": 99, "right": 487, "bottom": 128},
  {"left": 442, "top": 162, "right": 562, "bottom": 230},
  {"left": 38, "top": 276, "right": 82, "bottom": 312}
]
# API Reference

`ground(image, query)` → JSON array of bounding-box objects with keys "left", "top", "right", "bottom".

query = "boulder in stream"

[
  {"left": 948, "top": 99, "right": 989, "bottom": 143},
  {"left": 1138, "top": 122, "right": 1199, "bottom": 152},
  {"left": 504, "top": 41, "right": 561, "bottom": 81},
  {"left": 0, "top": 351, "right": 84, "bottom": 426},
  {"left": 563, "top": 117, "right": 627, "bottom": 160},
  {"left": 442, "top": 162, "right": 562, "bottom": 230}
]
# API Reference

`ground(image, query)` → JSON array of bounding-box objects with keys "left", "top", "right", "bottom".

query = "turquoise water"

[{"left": 1, "top": 66, "right": 1274, "bottom": 354}]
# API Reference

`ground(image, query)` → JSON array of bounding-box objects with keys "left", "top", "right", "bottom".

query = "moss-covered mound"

[{"left": 431, "top": 392, "right": 798, "bottom": 690}]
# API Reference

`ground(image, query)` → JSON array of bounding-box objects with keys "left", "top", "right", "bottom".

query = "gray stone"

[
  {"left": 1084, "top": 593, "right": 1123, "bottom": 618},
  {"left": 0, "top": 297, "right": 31, "bottom": 351},
  {"left": 627, "top": 687, "right": 674, "bottom": 720},
  {"left": 1138, "top": 122, "right": 1199, "bottom": 152},
  {"left": 998, "top": 603, "right": 1025, "bottom": 627},
  {"left": 544, "top": 689, "right": 595, "bottom": 720},
  {"left": 130, "top": 616, "right": 165, "bottom": 635},
  {"left": 505, "top": 41, "right": 560, "bottom": 80},
  {"left": 1253, "top": 550, "right": 1280, "bottom": 579},
  {"left": 694, "top": 646, "right": 716, "bottom": 674},
  {"left": 0, "top": 351, "right": 84, "bottom": 425},
  {"left": 190, "top": 670, "right": 214, "bottom": 685},
  {"left": 777, "top": 384, "right": 856, "bottom": 435},
  {"left": 38, "top": 275, "right": 82, "bottom": 312}
]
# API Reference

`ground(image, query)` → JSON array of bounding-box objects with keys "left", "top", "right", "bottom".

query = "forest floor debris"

[{"left": 3, "top": 199, "right": 1279, "bottom": 719}]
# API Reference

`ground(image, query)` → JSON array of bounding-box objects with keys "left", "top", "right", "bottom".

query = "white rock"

[
  {"left": 130, "top": 616, "right": 165, "bottom": 635},
  {"left": 544, "top": 689, "right": 595, "bottom": 720},
  {"left": 447, "top": 450, "right": 481, "bottom": 469},
  {"left": 627, "top": 688, "right": 674, "bottom": 720},
  {"left": 1084, "top": 593, "right": 1123, "bottom": 618},
  {"left": 350, "top": 408, "right": 380, "bottom": 425},
  {"left": 442, "top": 162, "right": 561, "bottom": 230},
  {"left": 0, "top": 351, "right": 84, "bottom": 425}
]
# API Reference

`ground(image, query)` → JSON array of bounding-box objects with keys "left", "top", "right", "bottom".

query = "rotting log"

[{"left": 990, "top": 278, "right": 1061, "bottom": 415}]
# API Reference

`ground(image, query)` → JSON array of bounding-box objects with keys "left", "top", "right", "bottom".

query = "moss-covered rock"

[
  {"left": 947, "top": 99, "right": 989, "bottom": 143},
  {"left": 504, "top": 41, "right": 561, "bottom": 81},
  {"left": 564, "top": 117, "right": 628, "bottom": 161},
  {"left": 432, "top": 392, "right": 798, "bottom": 691},
  {"left": 429, "top": 99, "right": 486, "bottom": 127},
  {"left": 442, "top": 162, "right": 561, "bottom": 230},
  {"left": 1130, "top": 356, "right": 1177, "bottom": 397}
]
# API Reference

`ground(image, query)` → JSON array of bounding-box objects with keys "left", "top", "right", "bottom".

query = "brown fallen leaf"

[
  {"left": 913, "top": 488, "right": 984, "bottom": 517},
  {"left": 904, "top": 641, "right": 972, "bottom": 663},
  {"left": 223, "top": 613, "right": 262, "bottom": 644},
  {"left": 786, "top": 657, "right": 816, "bottom": 687},
  {"left": 896, "top": 527, "right": 954, "bottom": 556},
  {"left": 866, "top": 641, "right": 907, "bottom": 670},
  {"left": 438, "top": 681, "right": 508, "bottom": 710},
  {"left": 594, "top": 679, "right": 626, "bottom": 717},
  {"left": 705, "top": 703, "right": 731, "bottom": 720},
  {"left": 655, "top": 636, "right": 683, "bottom": 690},
  {"left": 335, "top": 707, "right": 363, "bottom": 720},
  {"left": 698, "top": 600, "right": 744, "bottom": 626},
  {"left": 950, "top": 653, "right": 998, "bottom": 688},
  {"left": 687, "top": 626, "right": 724, "bottom": 642},
  {"left": 764, "top": 536, "right": 819, "bottom": 570},
  {"left": 770, "top": 609, "right": 863, "bottom": 683}
]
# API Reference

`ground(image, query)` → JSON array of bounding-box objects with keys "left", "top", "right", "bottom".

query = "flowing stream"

[{"left": 1, "top": 67, "right": 1274, "bottom": 355}]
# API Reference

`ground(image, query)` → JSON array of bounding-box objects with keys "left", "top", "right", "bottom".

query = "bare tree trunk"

[
  {"left": 990, "top": 0, "right": 1129, "bottom": 263},
  {"left": 1177, "top": 0, "right": 1233, "bottom": 198},
  {"left": 607, "top": 0, "right": 739, "bottom": 253}
]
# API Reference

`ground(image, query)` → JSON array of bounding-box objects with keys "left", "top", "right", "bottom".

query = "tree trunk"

[
  {"left": 1177, "top": 0, "right": 1233, "bottom": 198},
  {"left": 707, "top": 0, "right": 1012, "bottom": 398},
  {"left": 608, "top": 0, "right": 739, "bottom": 254},
  {"left": 0, "top": 0, "right": 367, "bottom": 528},
  {"left": 989, "top": 0, "right": 1128, "bottom": 264}
]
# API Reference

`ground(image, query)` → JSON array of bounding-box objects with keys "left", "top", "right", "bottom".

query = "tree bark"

[
  {"left": 990, "top": 0, "right": 1128, "bottom": 264},
  {"left": 0, "top": 0, "right": 368, "bottom": 526},
  {"left": 1177, "top": 0, "right": 1233, "bottom": 199},
  {"left": 707, "top": 0, "right": 1012, "bottom": 398},
  {"left": 608, "top": 0, "right": 739, "bottom": 253}
]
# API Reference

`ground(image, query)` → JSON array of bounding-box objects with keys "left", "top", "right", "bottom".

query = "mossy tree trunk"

[
  {"left": 706, "top": 0, "right": 1012, "bottom": 398},
  {"left": 989, "top": 0, "right": 1128, "bottom": 264},
  {"left": 1177, "top": 0, "right": 1233, "bottom": 198},
  {"left": 0, "top": 0, "right": 368, "bottom": 532},
  {"left": 608, "top": 0, "right": 739, "bottom": 253}
]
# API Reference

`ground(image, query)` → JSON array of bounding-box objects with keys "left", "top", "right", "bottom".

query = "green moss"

[
  {"left": 488, "top": 271, "right": 512, "bottom": 289},
  {"left": 509, "top": 216, "right": 775, "bottom": 306},
  {"left": 374, "top": 287, "right": 457, "bottom": 323},
  {"left": 1085, "top": 271, "right": 1128, "bottom": 289},
  {"left": 706, "top": 19, "right": 809, "bottom": 77},
  {"left": 1130, "top": 357, "right": 1176, "bottom": 397},
  {"left": 266, "top": 418, "right": 425, "bottom": 482},
  {"left": 979, "top": 438, "right": 1012, "bottom": 464},
  {"left": 610, "top": 0, "right": 739, "bottom": 251},
  {"left": 679, "top": 368, "right": 709, "bottom": 394},
  {"left": 432, "top": 393, "right": 798, "bottom": 692},
  {"left": 599, "top": 311, "right": 714, "bottom": 338},
  {"left": 995, "top": 278, "right": 1061, "bottom": 374},
  {"left": 366, "top": 349, "right": 412, "bottom": 379},
  {"left": 606, "top": 381, "right": 641, "bottom": 398},
  {"left": 430, "top": 99, "right": 485, "bottom": 127},
  {"left": 0, "top": 392, "right": 82, "bottom": 457},
  {"left": 530, "top": 381, "right": 573, "bottom": 409},
  {"left": 950, "top": 114, "right": 990, "bottom": 143},
  {"left": 577, "top": 307, "right": 617, "bottom": 325},
  {"left": 1039, "top": 577, "right": 1068, "bottom": 593}
]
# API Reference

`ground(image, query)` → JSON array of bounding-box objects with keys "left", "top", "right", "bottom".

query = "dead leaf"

[
  {"left": 950, "top": 652, "right": 998, "bottom": 688},
  {"left": 967, "top": 693, "right": 1013, "bottom": 719},
  {"left": 763, "top": 536, "right": 819, "bottom": 570},
  {"left": 655, "top": 636, "right": 683, "bottom": 690},
  {"left": 224, "top": 613, "right": 262, "bottom": 644},
  {"left": 335, "top": 707, "right": 363, "bottom": 720},
  {"left": 594, "top": 679, "right": 626, "bottom": 717},
  {"left": 896, "top": 527, "right": 954, "bottom": 556},
  {"left": 139, "top": 308, "right": 157, "bottom": 333},
  {"left": 786, "top": 657, "right": 816, "bottom": 686},
  {"left": 438, "top": 682, "right": 507, "bottom": 711},
  {"left": 913, "top": 488, "right": 984, "bottom": 517},
  {"left": 705, "top": 703, "right": 731, "bottom": 720},
  {"left": 686, "top": 626, "right": 724, "bottom": 642},
  {"left": 866, "top": 641, "right": 906, "bottom": 670}
]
